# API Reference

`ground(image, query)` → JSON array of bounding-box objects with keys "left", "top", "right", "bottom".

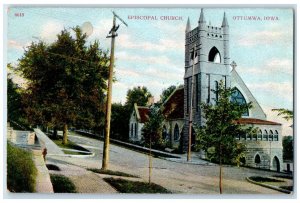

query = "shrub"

[
  {"left": 249, "top": 176, "right": 284, "bottom": 183},
  {"left": 7, "top": 142, "right": 37, "bottom": 192},
  {"left": 50, "top": 174, "right": 77, "bottom": 193},
  {"left": 103, "top": 178, "right": 171, "bottom": 193}
]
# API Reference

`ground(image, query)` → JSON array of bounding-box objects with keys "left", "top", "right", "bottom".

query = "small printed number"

[{"left": 15, "top": 13, "right": 24, "bottom": 17}]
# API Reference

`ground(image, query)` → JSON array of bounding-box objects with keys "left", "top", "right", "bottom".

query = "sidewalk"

[
  {"left": 47, "top": 158, "right": 118, "bottom": 193},
  {"left": 34, "top": 128, "right": 64, "bottom": 155}
]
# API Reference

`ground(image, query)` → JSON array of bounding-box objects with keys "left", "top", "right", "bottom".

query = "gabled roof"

[
  {"left": 137, "top": 107, "right": 150, "bottom": 123},
  {"left": 231, "top": 68, "right": 267, "bottom": 120},
  {"left": 235, "top": 118, "right": 281, "bottom": 126},
  {"left": 162, "top": 87, "right": 184, "bottom": 120},
  {"left": 133, "top": 103, "right": 149, "bottom": 123}
]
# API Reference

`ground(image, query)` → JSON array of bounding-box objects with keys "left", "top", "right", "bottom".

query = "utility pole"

[
  {"left": 102, "top": 12, "right": 127, "bottom": 170},
  {"left": 187, "top": 44, "right": 197, "bottom": 161}
]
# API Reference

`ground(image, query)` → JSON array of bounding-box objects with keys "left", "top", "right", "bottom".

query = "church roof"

[
  {"left": 162, "top": 87, "right": 184, "bottom": 120},
  {"left": 235, "top": 118, "right": 281, "bottom": 126},
  {"left": 137, "top": 106, "right": 150, "bottom": 123}
]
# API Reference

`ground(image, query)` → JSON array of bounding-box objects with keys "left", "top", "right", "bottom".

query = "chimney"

[{"left": 147, "top": 96, "right": 155, "bottom": 106}]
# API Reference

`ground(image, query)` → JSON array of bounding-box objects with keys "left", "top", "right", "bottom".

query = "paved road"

[{"left": 47, "top": 132, "right": 288, "bottom": 195}]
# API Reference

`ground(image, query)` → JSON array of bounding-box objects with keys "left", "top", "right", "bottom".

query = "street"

[{"left": 47, "top": 132, "right": 286, "bottom": 194}]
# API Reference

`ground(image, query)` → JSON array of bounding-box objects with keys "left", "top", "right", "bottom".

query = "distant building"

[
  {"left": 129, "top": 103, "right": 150, "bottom": 142},
  {"left": 161, "top": 87, "right": 185, "bottom": 148}
]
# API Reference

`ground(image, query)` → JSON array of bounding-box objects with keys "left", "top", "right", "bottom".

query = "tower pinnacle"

[
  {"left": 222, "top": 12, "right": 229, "bottom": 27},
  {"left": 198, "top": 8, "right": 206, "bottom": 24},
  {"left": 186, "top": 17, "right": 191, "bottom": 33}
]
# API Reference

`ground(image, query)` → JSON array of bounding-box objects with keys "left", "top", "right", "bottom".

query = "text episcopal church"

[{"left": 129, "top": 9, "right": 283, "bottom": 171}]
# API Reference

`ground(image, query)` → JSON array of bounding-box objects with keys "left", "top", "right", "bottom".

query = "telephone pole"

[{"left": 102, "top": 12, "right": 127, "bottom": 170}]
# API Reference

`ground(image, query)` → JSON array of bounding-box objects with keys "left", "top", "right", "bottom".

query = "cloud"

[
  {"left": 115, "top": 68, "right": 140, "bottom": 78},
  {"left": 248, "top": 82, "right": 293, "bottom": 102},
  {"left": 8, "top": 40, "right": 30, "bottom": 51},
  {"left": 261, "top": 105, "right": 293, "bottom": 137},
  {"left": 115, "top": 64, "right": 183, "bottom": 82},
  {"left": 7, "top": 68, "right": 28, "bottom": 88},
  {"left": 237, "top": 28, "right": 292, "bottom": 47},
  {"left": 88, "top": 18, "right": 112, "bottom": 48},
  {"left": 239, "top": 58, "right": 293, "bottom": 76},
  {"left": 116, "top": 51, "right": 182, "bottom": 70},
  {"left": 117, "top": 33, "right": 184, "bottom": 52},
  {"left": 40, "top": 21, "right": 64, "bottom": 42}
]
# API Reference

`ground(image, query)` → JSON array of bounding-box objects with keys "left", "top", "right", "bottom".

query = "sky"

[{"left": 5, "top": 7, "right": 294, "bottom": 135}]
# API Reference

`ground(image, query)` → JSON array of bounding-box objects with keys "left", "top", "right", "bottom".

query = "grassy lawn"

[
  {"left": 7, "top": 142, "right": 37, "bottom": 192},
  {"left": 103, "top": 178, "right": 171, "bottom": 193},
  {"left": 249, "top": 176, "right": 293, "bottom": 192},
  {"left": 249, "top": 176, "right": 284, "bottom": 183},
  {"left": 50, "top": 174, "right": 77, "bottom": 193},
  {"left": 88, "top": 168, "right": 139, "bottom": 178},
  {"left": 52, "top": 139, "right": 90, "bottom": 155}
]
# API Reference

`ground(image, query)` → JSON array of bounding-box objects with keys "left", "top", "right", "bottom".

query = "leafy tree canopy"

[
  {"left": 272, "top": 108, "right": 293, "bottom": 121},
  {"left": 17, "top": 26, "right": 110, "bottom": 143},
  {"left": 141, "top": 104, "right": 164, "bottom": 148},
  {"left": 160, "top": 85, "right": 177, "bottom": 104},
  {"left": 196, "top": 81, "right": 255, "bottom": 165},
  {"left": 125, "top": 86, "right": 153, "bottom": 110}
]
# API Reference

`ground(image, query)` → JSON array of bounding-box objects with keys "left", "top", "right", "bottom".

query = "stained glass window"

[{"left": 231, "top": 88, "right": 249, "bottom": 116}]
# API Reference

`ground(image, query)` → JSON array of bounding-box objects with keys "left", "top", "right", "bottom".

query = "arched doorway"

[
  {"left": 272, "top": 156, "right": 280, "bottom": 172},
  {"left": 254, "top": 154, "right": 261, "bottom": 168}
]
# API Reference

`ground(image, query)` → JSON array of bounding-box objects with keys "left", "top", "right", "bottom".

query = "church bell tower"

[{"left": 183, "top": 9, "right": 231, "bottom": 152}]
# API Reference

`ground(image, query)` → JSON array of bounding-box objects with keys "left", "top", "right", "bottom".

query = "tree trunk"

[
  {"left": 62, "top": 124, "right": 68, "bottom": 145},
  {"left": 219, "top": 160, "right": 223, "bottom": 194},
  {"left": 53, "top": 126, "right": 58, "bottom": 139},
  {"left": 219, "top": 144, "right": 223, "bottom": 194},
  {"left": 149, "top": 134, "right": 152, "bottom": 184}
]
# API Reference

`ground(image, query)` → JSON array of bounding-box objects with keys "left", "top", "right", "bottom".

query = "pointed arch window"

[
  {"left": 215, "top": 81, "right": 219, "bottom": 101},
  {"left": 263, "top": 130, "right": 268, "bottom": 141},
  {"left": 135, "top": 123, "right": 138, "bottom": 138},
  {"left": 257, "top": 130, "right": 262, "bottom": 141},
  {"left": 174, "top": 124, "right": 180, "bottom": 141},
  {"left": 162, "top": 125, "right": 168, "bottom": 140},
  {"left": 269, "top": 130, "right": 273, "bottom": 141},
  {"left": 255, "top": 154, "right": 261, "bottom": 164},
  {"left": 208, "top": 47, "right": 221, "bottom": 63},
  {"left": 231, "top": 88, "right": 249, "bottom": 116},
  {"left": 274, "top": 130, "right": 279, "bottom": 141}
]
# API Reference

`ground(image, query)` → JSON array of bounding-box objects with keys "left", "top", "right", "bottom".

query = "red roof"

[
  {"left": 137, "top": 107, "right": 150, "bottom": 123},
  {"left": 162, "top": 87, "right": 184, "bottom": 119},
  {"left": 235, "top": 118, "right": 281, "bottom": 126}
]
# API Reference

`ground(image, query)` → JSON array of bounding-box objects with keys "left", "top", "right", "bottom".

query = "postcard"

[{"left": 4, "top": 6, "right": 294, "bottom": 197}]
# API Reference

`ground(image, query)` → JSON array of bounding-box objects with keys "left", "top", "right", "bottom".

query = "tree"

[
  {"left": 141, "top": 104, "right": 164, "bottom": 184},
  {"left": 142, "top": 104, "right": 164, "bottom": 148},
  {"left": 272, "top": 108, "right": 293, "bottom": 121},
  {"left": 125, "top": 86, "right": 153, "bottom": 110},
  {"left": 282, "top": 136, "right": 293, "bottom": 161},
  {"left": 159, "top": 85, "right": 176, "bottom": 104},
  {"left": 17, "top": 26, "right": 109, "bottom": 144},
  {"left": 7, "top": 75, "right": 24, "bottom": 123},
  {"left": 110, "top": 103, "right": 131, "bottom": 141},
  {"left": 195, "top": 81, "right": 254, "bottom": 194}
]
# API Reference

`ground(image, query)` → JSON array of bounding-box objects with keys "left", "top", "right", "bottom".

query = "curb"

[
  {"left": 246, "top": 177, "right": 291, "bottom": 194},
  {"left": 161, "top": 157, "right": 214, "bottom": 166},
  {"left": 46, "top": 152, "right": 95, "bottom": 158}
]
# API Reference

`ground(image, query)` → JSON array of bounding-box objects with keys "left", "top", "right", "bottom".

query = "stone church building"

[
  {"left": 182, "top": 9, "right": 283, "bottom": 171},
  {"left": 129, "top": 9, "right": 283, "bottom": 172}
]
